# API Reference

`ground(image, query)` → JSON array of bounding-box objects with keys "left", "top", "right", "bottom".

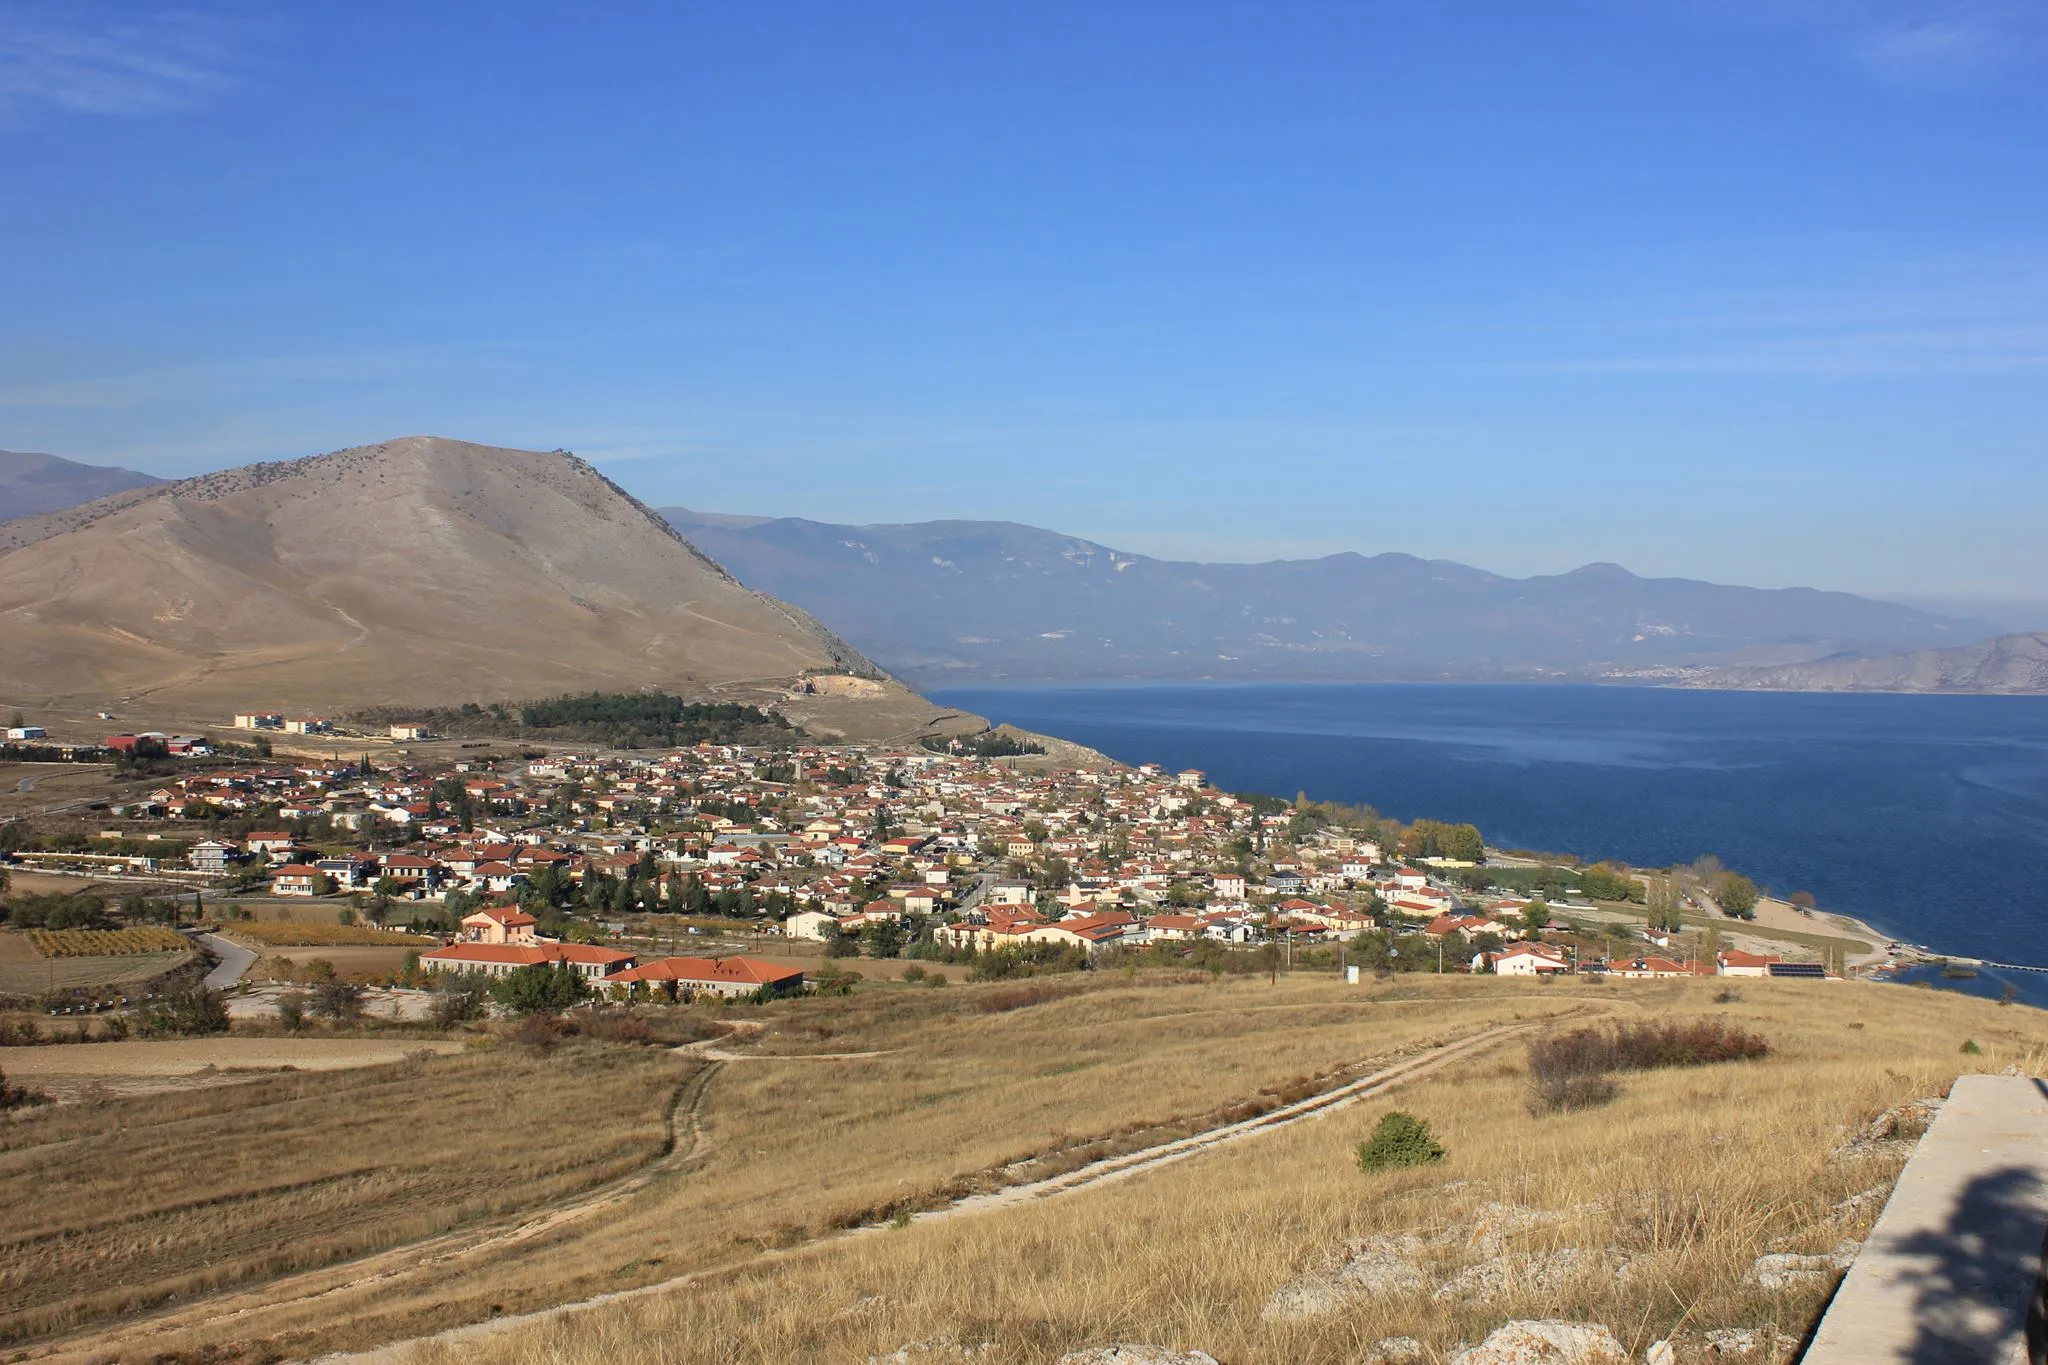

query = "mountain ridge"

[
  {"left": 660, "top": 508, "right": 2004, "bottom": 687},
  {"left": 0, "top": 438, "right": 964, "bottom": 740},
  {"left": 0, "top": 450, "right": 161, "bottom": 524}
]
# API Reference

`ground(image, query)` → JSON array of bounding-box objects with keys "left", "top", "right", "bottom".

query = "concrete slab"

[{"left": 1805, "top": 1074, "right": 2048, "bottom": 1364}]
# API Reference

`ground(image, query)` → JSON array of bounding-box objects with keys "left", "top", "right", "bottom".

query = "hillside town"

[{"left": 3, "top": 734, "right": 1824, "bottom": 990}]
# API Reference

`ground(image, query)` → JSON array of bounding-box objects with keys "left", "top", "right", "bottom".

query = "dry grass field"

[
  {"left": 0, "top": 1040, "right": 691, "bottom": 1347},
  {"left": 12, "top": 972, "right": 2046, "bottom": 1364},
  {"left": 400, "top": 977, "right": 2048, "bottom": 1365},
  {"left": 225, "top": 922, "right": 435, "bottom": 948},
  {"left": 0, "top": 930, "right": 191, "bottom": 995},
  {"left": 247, "top": 944, "right": 418, "bottom": 982}
]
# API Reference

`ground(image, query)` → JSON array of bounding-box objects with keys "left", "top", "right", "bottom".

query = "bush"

[
  {"left": 1527, "top": 1018, "right": 1771, "bottom": 1115},
  {"left": 1962, "top": 1039, "right": 1983, "bottom": 1055},
  {"left": 900, "top": 964, "right": 928, "bottom": 983},
  {"left": 432, "top": 983, "right": 488, "bottom": 1027},
  {"left": 0, "top": 1065, "right": 52, "bottom": 1111},
  {"left": 310, "top": 979, "right": 364, "bottom": 1020},
  {"left": 276, "top": 991, "right": 307, "bottom": 1032},
  {"left": 1356, "top": 1111, "right": 1447, "bottom": 1172},
  {"left": 141, "top": 986, "right": 230, "bottom": 1037}
]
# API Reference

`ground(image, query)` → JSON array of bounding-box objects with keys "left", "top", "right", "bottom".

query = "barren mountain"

[
  {"left": 0, "top": 450, "right": 160, "bottom": 523},
  {"left": 1685, "top": 632, "right": 2048, "bottom": 694},
  {"left": 662, "top": 509, "right": 2001, "bottom": 685},
  {"left": 0, "top": 438, "right": 955, "bottom": 736}
]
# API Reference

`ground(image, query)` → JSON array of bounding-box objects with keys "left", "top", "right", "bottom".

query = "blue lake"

[{"left": 932, "top": 683, "right": 2048, "bottom": 1001}]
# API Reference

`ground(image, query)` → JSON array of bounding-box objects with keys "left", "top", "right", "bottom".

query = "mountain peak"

[{"left": 0, "top": 437, "right": 899, "bottom": 719}]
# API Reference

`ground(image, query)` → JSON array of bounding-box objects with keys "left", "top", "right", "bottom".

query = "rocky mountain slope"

[
  {"left": 1686, "top": 631, "right": 2048, "bottom": 694},
  {"left": 0, "top": 438, "right": 955, "bottom": 736},
  {"left": 662, "top": 509, "right": 2001, "bottom": 686},
  {"left": 0, "top": 450, "right": 160, "bottom": 523}
]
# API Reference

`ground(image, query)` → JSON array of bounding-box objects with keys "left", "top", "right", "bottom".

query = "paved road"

[
  {"left": 196, "top": 931, "right": 257, "bottom": 990},
  {"left": 955, "top": 871, "right": 998, "bottom": 914}
]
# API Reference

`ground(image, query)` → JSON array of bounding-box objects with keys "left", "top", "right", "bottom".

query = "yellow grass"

[
  {"left": 27, "top": 972, "right": 2048, "bottom": 1364},
  {"left": 420, "top": 979, "right": 2048, "bottom": 1365},
  {"left": 0, "top": 1040, "right": 691, "bottom": 1346},
  {"left": 226, "top": 921, "right": 437, "bottom": 947},
  {"left": 28, "top": 926, "right": 187, "bottom": 956}
]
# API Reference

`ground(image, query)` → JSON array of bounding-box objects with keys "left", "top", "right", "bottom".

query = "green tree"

[
  {"left": 1715, "top": 873, "right": 1760, "bottom": 920},
  {"left": 490, "top": 962, "right": 587, "bottom": 1014},
  {"left": 1438, "top": 823, "right": 1484, "bottom": 863},
  {"left": 861, "top": 919, "right": 905, "bottom": 959},
  {"left": 311, "top": 978, "right": 364, "bottom": 1020},
  {"left": 142, "top": 986, "right": 230, "bottom": 1037}
]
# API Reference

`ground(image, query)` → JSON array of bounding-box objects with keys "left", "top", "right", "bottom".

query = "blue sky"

[{"left": 2, "top": 1, "right": 2044, "bottom": 608}]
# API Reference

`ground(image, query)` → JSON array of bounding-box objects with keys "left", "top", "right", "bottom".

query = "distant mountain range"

[
  {"left": 0, "top": 450, "right": 160, "bottom": 522},
  {"left": 1682, "top": 631, "right": 2048, "bottom": 694},
  {"left": 661, "top": 509, "right": 2007, "bottom": 687},
  {"left": 0, "top": 452, "right": 2023, "bottom": 700},
  {"left": 0, "top": 439, "right": 963, "bottom": 742}
]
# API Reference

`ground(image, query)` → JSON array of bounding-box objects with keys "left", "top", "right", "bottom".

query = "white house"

[
  {"left": 782, "top": 909, "right": 840, "bottom": 941},
  {"left": 1483, "top": 942, "right": 1570, "bottom": 976}
]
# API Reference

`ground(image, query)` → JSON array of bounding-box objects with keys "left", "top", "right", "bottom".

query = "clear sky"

[{"left": 2, "top": 1, "right": 2044, "bottom": 606}]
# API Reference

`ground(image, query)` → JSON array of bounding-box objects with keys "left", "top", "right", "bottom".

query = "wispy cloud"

[
  {"left": 1844, "top": 2, "right": 2036, "bottom": 90},
  {"left": 1643, "top": 0, "right": 2046, "bottom": 92},
  {"left": 0, "top": 3, "right": 254, "bottom": 118}
]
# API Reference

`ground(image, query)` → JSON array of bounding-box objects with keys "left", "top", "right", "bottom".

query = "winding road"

[{"left": 196, "top": 932, "right": 257, "bottom": 990}]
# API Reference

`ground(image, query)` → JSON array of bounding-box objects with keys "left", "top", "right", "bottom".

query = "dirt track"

[{"left": 315, "top": 1021, "right": 1534, "bottom": 1364}]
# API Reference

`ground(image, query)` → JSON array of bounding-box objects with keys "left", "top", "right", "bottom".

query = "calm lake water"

[{"left": 933, "top": 683, "right": 2048, "bottom": 1001}]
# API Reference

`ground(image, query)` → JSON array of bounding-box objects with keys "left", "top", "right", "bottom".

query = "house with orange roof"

[
  {"left": 604, "top": 955, "right": 805, "bottom": 1001},
  {"left": 420, "top": 941, "right": 635, "bottom": 981},
  {"left": 461, "top": 906, "right": 538, "bottom": 945}
]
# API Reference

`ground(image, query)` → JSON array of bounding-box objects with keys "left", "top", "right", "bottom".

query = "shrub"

[
  {"left": 978, "top": 981, "right": 1068, "bottom": 1014},
  {"left": 1962, "top": 1039, "right": 1983, "bottom": 1055},
  {"left": 1527, "top": 1018, "right": 1770, "bottom": 1115},
  {"left": 901, "top": 964, "right": 928, "bottom": 983},
  {"left": 1356, "top": 1111, "right": 1447, "bottom": 1173},
  {"left": 276, "top": 991, "right": 307, "bottom": 1031},
  {"left": 310, "top": 979, "right": 364, "bottom": 1020},
  {"left": 0, "top": 1017, "right": 43, "bottom": 1047},
  {"left": 0, "top": 1065, "right": 52, "bottom": 1111},
  {"left": 432, "top": 983, "right": 488, "bottom": 1027},
  {"left": 141, "top": 986, "right": 230, "bottom": 1037}
]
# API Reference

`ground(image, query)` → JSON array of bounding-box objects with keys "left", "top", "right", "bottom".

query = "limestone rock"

[
  {"left": 1263, "top": 1234, "right": 1430, "bottom": 1320},
  {"left": 1435, "top": 1247, "right": 1594, "bottom": 1302},
  {"left": 1447, "top": 1320, "right": 1629, "bottom": 1364},
  {"left": 1360, "top": 1338, "right": 1426, "bottom": 1364},
  {"left": 1057, "top": 1347, "right": 1221, "bottom": 1365}
]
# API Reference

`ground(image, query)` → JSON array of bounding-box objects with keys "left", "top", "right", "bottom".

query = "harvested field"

[
  {"left": 2, "top": 1035, "right": 467, "bottom": 1079},
  {"left": 226, "top": 922, "right": 436, "bottom": 948},
  {"left": 0, "top": 1040, "right": 692, "bottom": 1346},
  {"left": 249, "top": 944, "right": 418, "bottom": 981},
  {"left": 0, "top": 935, "right": 191, "bottom": 996}
]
